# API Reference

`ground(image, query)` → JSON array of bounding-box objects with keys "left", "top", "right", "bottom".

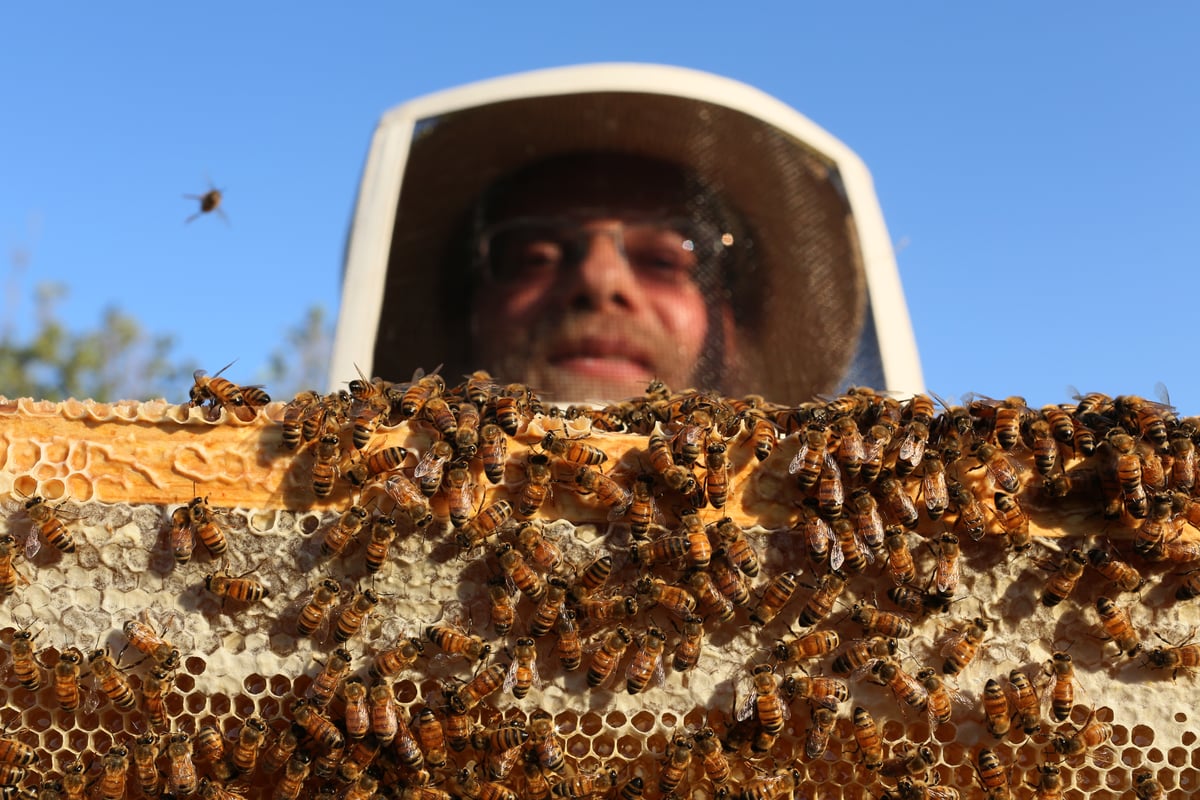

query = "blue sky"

[{"left": 3, "top": 4, "right": 1198, "bottom": 410}]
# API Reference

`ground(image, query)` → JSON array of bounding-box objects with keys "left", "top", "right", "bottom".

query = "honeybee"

[
  {"left": 737, "top": 663, "right": 790, "bottom": 734},
  {"left": 541, "top": 430, "right": 607, "bottom": 466},
  {"left": 339, "top": 677, "right": 370, "bottom": 740},
  {"left": 798, "top": 571, "right": 847, "bottom": 628},
  {"left": 1008, "top": 668, "right": 1041, "bottom": 736},
  {"left": 852, "top": 602, "right": 913, "bottom": 639},
  {"left": 527, "top": 709, "right": 565, "bottom": 773},
  {"left": 648, "top": 430, "right": 698, "bottom": 494},
  {"left": 478, "top": 424, "right": 509, "bottom": 485},
  {"left": 626, "top": 474, "right": 659, "bottom": 539},
  {"left": 992, "top": 492, "right": 1031, "bottom": 550},
  {"left": 311, "top": 433, "right": 342, "bottom": 498},
  {"left": 873, "top": 658, "right": 928, "bottom": 712},
  {"left": 291, "top": 699, "right": 344, "bottom": 750},
  {"left": 9, "top": 629, "right": 44, "bottom": 690},
  {"left": 835, "top": 633, "right": 902, "bottom": 681},
  {"left": 570, "top": 553, "right": 613, "bottom": 601},
  {"left": 391, "top": 703, "right": 425, "bottom": 770},
  {"left": 1169, "top": 428, "right": 1196, "bottom": 491},
  {"left": 62, "top": 761, "right": 87, "bottom": 800},
  {"left": 918, "top": 668, "right": 963, "bottom": 727},
  {"left": 577, "top": 595, "right": 638, "bottom": 626},
  {"left": 947, "top": 480, "right": 987, "bottom": 541},
  {"left": 556, "top": 610, "right": 583, "bottom": 672},
  {"left": 371, "top": 635, "right": 423, "bottom": 680},
  {"left": 637, "top": 576, "right": 698, "bottom": 620},
  {"left": 1051, "top": 712, "right": 1112, "bottom": 759},
  {"left": 260, "top": 727, "right": 300, "bottom": 777},
  {"left": 454, "top": 401, "right": 482, "bottom": 457},
  {"left": 795, "top": 500, "right": 834, "bottom": 564},
  {"left": 87, "top": 647, "right": 136, "bottom": 710},
  {"left": 845, "top": 488, "right": 885, "bottom": 551},
  {"left": 844, "top": 705, "right": 884, "bottom": 772},
  {"left": 789, "top": 424, "right": 828, "bottom": 489},
  {"left": 1146, "top": 639, "right": 1200, "bottom": 677},
  {"left": 882, "top": 527, "right": 917, "bottom": 586},
  {"left": 497, "top": 543, "right": 546, "bottom": 602},
  {"left": 347, "top": 444, "right": 411, "bottom": 487},
  {"left": 1133, "top": 770, "right": 1166, "bottom": 800},
  {"left": 685, "top": 570, "right": 734, "bottom": 624},
  {"left": 1117, "top": 394, "right": 1174, "bottom": 446},
  {"left": 1135, "top": 492, "right": 1177, "bottom": 559},
  {"left": 129, "top": 731, "right": 162, "bottom": 797},
  {"left": 630, "top": 535, "right": 689, "bottom": 568},
  {"left": 942, "top": 616, "right": 988, "bottom": 676},
  {"left": 231, "top": 716, "right": 267, "bottom": 775},
  {"left": 816, "top": 453, "right": 845, "bottom": 518},
  {"left": 367, "top": 680, "right": 399, "bottom": 745},
  {"left": 190, "top": 363, "right": 269, "bottom": 420},
  {"left": 692, "top": 726, "right": 730, "bottom": 788},
  {"left": 832, "top": 517, "right": 870, "bottom": 573},
  {"left": 457, "top": 499, "right": 514, "bottom": 551},
  {"left": 52, "top": 647, "right": 83, "bottom": 712},
  {"left": 973, "top": 442, "right": 1021, "bottom": 494},
  {"left": 1088, "top": 547, "right": 1146, "bottom": 593},
  {"left": 334, "top": 588, "right": 380, "bottom": 643},
  {"left": 451, "top": 662, "right": 507, "bottom": 713},
  {"left": 710, "top": 547, "right": 752, "bottom": 608},
  {"left": 1096, "top": 596, "right": 1141, "bottom": 656},
  {"left": 783, "top": 672, "right": 849, "bottom": 711},
  {"left": 1046, "top": 651, "right": 1077, "bottom": 722},
  {"left": 517, "top": 454, "right": 554, "bottom": 517},
  {"left": 982, "top": 677, "right": 1011, "bottom": 738},
  {"left": 205, "top": 568, "right": 269, "bottom": 604},
  {"left": 486, "top": 581, "right": 517, "bottom": 638},
  {"left": 973, "top": 747, "right": 1011, "bottom": 800},
  {"left": 657, "top": 734, "right": 693, "bottom": 796},
  {"left": 574, "top": 466, "right": 632, "bottom": 518},
  {"left": 739, "top": 767, "right": 802, "bottom": 800},
  {"left": 895, "top": 420, "right": 929, "bottom": 478},
  {"left": 858, "top": 422, "right": 894, "bottom": 484},
  {"left": 400, "top": 371, "right": 446, "bottom": 419},
  {"left": 320, "top": 504, "right": 367, "bottom": 559},
  {"left": 181, "top": 495, "right": 228, "bottom": 559},
  {"left": 142, "top": 666, "right": 173, "bottom": 730},
  {"left": 281, "top": 390, "right": 321, "bottom": 450},
  {"left": 307, "top": 647, "right": 352, "bottom": 708},
  {"left": 625, "top": 627, "right": 666, "bottom": 694},
  {"left": 529, "top": 576, "right": 568, "bottom": 638},
  {"left": 381, "top": 472, "right": 433, "bottom": 528},
  {"left": 296, "top": 578, "right": 341, "bottom": 638},
  {"left": 165, "top": 506, "right": 195, "bottom": 567},
  {"left": 194, "top": 724, "right": 227, "bottom": 767},
  {"left": 1107, "top": 429, "right": 1147, "bottom": 517},
  {"left": 805, "top": 706, "right": 837, "bottom": 760},
  {"left": 517, "top": 522, "right": 564, "bottom": 574},
  {"left": 704, "top": 440, "right": 730, "bottom": 509},
  {"left": 879, "top": 473, "right": 920, "bottom": 529},
  {"left": 163, "top": 733, "right": 197, "bottom": 798},
  {"left": 425, "top": 623, "right": 490, "bottom": 662},
  {"left": 587, "top": 626, "right": 632, "bottom": 688},
  {"left": 93, "top": 744, "right": 129, "bottom": 800},
  {"left": 503, "top": 637, "right": 539, "bottom": 699},
  {"left": 24, "top": 495, "right": 76, "bottom": 554},
  {"left": 0, "top": 732, "right": 35, "bottom": 769}
]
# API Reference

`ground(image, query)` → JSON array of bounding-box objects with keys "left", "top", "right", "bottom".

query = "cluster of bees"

[{"left": 3, "top": 372, "right": 1200, "bottom": 799}]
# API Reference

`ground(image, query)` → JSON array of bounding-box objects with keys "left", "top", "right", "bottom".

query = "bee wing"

[
  {"left": 829, "top": 539, "right": 845, "bottom": 572},
  {"left": 413, "top": 450, "right": 447, "bottom": 480},
  {"left": 24, "top": 528, "right": 41, "bottom": 560},
  {"left": 734, "top": 678, "right": 757, "bottom": 722},
  {"left": 937, "top": 628, "right": 969, "bottom": 658},
  {"left": 936, "top": 559, "right": 960, "bottom": 595},
  {"left": 788, "top": 439, "right": 809, "bottom": 476},
  {"left": 501, "top": 659, "right": 519, "bottom": 696},
  {"left": 1090, "top": 744, "right": 1116, "bottom": 769},
  {"left": 606, "top": 489, "right": 633, "bottom": 522}
]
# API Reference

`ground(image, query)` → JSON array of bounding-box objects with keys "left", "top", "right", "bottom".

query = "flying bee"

[
  {"left": 737, "top": 663, "right": 790, "bottom": 734},
  {"left": 587, "top": 626, "right": 632, "bottom": 688},
  {"left": 311, "top": 433, "right": 342, "bottom": 498},
  {"left": 625, "top": 627, "right": 667, "bottom": 694},
  {"left": 541, "top": 430, "right": 607, "bottom": 466},
  {"left": 297, "top": 578, "right": 342, "bottom": 637},
  {"left": 1042, "top": 548, "right": 1087, "bottom": 607},
  {"left": 948, "top": 480, "right": 987, "bottom": 541},
  {"left": 982, "top": 677, "right": 1011, "bottom": 738},
  {"left": 1051, "top": 712, "right": 1112, "bottom": 759},
  {"left": 750, "top": 571, "right": 799, "bottom": 626},
  {"left": 367, "top": 680, "right": 399, "bottom": 745},
  {"left": 1087, "top": 547, "right": 1146, "bottom": 593},
  {"left": 972, "top": 441, "right": 1021, "bottom": 494},
  {"left": 992, "top": 492, "right": 1032, "bottom": 550},
  {"left": 291, "top": 699, "right": 344, "bottom": 750},
  {"left": 380, "top": 472, "right": 433, "bottom": 528},
  {"left": 456, "top": 499, "right": 514, "bottom": 550},
  {"left": 443, "top": 463, "right": 476, "bottom": 527},
  {"left": 503, "top": 637, "right": 540, "bottom": 699},
  {"left": 1008, "top": 668, "right": 1041, "bottom": 736},
  {"left": 879, "top": 473, "right": 920, "bottom": 529},
  {"left": 556, "top": 609, "right": 583, "bottom": 672},
  {"left": 24, "top": 495, "right": 76, "bottom": 554},
  {"left": 451, "top": 662, "right": 507, "bottom": 713},
  {"left": 798, "top": 571, "right": 847, "bottom": 628},
  {"left": 307, "top": 647, "right": 353, "bottom": 708},
  {"left": 496, "top": 542, "right": 546, "bottom": 601},
  {"left": 334, "top": 588, "right": 380, "bottom": 643},
  {"left": 400, "top": 371, "right": 446, "bottom": 419},
  {"left": 852, "top": 602, "right": 914, "bottom": 639},
  {"left": 832, "top": 517, "right": 871, "bottom": 573},
  {"left": 478, "top": 424, "right": 509, "bottom": 484},
  {"left": 851, "top": 705, "right": 884, "bottom": 771},
  {"left": 873, "top": 658, "right": 928, "bottom": 712},
  {"left": 517, "top": 454, "right": 554, "bottom": 517},
  {"left": 704, "top": 439, "right": 730, "bottom": 508},
  {"left": 574, "top": 466, "right": 632, "bottom": 518},
  {"left": 789, "top": 424, "right": 828, "bottom": 489},
  {"left": 942, "top": 616, "right": 988, "bottom": 676},
  {"left": 346, "top": 445, "right": 411, "bottom": 487},
  {"left": 527, "top": 709, "right": 565, "bottom": 773},
  {"left": 657, "top": 734, "right": 693, "bottom": 796},
  {"left": 1047, "top": 651, "right": 1078, "bottom": 722},
  {"left": 692, "top": 726, "right": 730, "bottom": 788},
  {"left": 425, "top": 623, "right": 490, "bottom": 662},
  {"left": 205, "top": 567, "right": 269, "bottom": 605},
  {"left": 87, "top": 647, "right": 136, "bottom": 710},
  {"left": 1096, "top": 596, "right": 1141, "bottom": 656}
]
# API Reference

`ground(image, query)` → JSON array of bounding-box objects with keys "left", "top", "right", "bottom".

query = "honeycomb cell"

[
  {"left": 1076, "top": 766, "right": 1101, "bottom": 790},
  {"left": 592, "top": 734, "right": 614, "bottom": 758},
  {"left": 1112, "top": 723, "right": 1130, "bottom": 746},
  {"left": 1123, "top": 747, "right": 1143, "bottom": 767},
  {"left": 1186, "top": 730, "right": 1198, "bottom": 747},
  {"left": 580, "top": 711, "right": 602, "bottom": 735},
  {"left": 176, "top": 673, "right": 196, "bottom": 693},
  {"left": 1147, "top": 747, "right": 1164, "bottom": 763},
  {"left": 268, "top": 675, "right": 291, "bottom": 697},
  {"left": 1133, "top": 725, "right": 1156, "bottom": 747},
  {"left": 1181, "top": 769, "right": 1199, "bottom": 792},
  {"left": 631, "top": 711, "right": 655, "bottom": 732},
  {"left": 606, "top": 711, "right": 627, "bottom": 728},
  {"left": 617, "top": 735, "right": 641, "bottom": 759}
]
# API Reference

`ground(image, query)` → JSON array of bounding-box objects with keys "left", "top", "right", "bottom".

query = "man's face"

[{"left": 470, "top": 156, "right": 714, "bottom": 402}]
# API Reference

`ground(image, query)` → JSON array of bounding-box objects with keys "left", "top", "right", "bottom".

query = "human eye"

[
  {"left": 490, "top": 229, "right": 564, "bottom": 281},
  {"left": 626, "top": 228, "right": 698, "bottom": 281}
]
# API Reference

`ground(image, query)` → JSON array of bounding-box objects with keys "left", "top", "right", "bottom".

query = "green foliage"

[{"left": 0, "top": 281, "right": 331, "bottom": 402}]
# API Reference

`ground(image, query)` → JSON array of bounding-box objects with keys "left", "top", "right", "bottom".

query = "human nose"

[{"left": 561, "top": 228, "right": 643, "bottom": 312}]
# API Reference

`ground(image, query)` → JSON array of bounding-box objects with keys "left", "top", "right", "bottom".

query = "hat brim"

[{"left": 335, "top": 65, "right": 919, "bottom": 402}]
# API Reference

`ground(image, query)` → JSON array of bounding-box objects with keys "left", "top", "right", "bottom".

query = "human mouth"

[{"left": 549, "top": 340, "right": 655, "bottom": 382}]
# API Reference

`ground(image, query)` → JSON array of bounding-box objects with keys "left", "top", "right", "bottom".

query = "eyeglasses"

[{"left": 475, "top": 217, "right": 732, "bottom": 286}]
